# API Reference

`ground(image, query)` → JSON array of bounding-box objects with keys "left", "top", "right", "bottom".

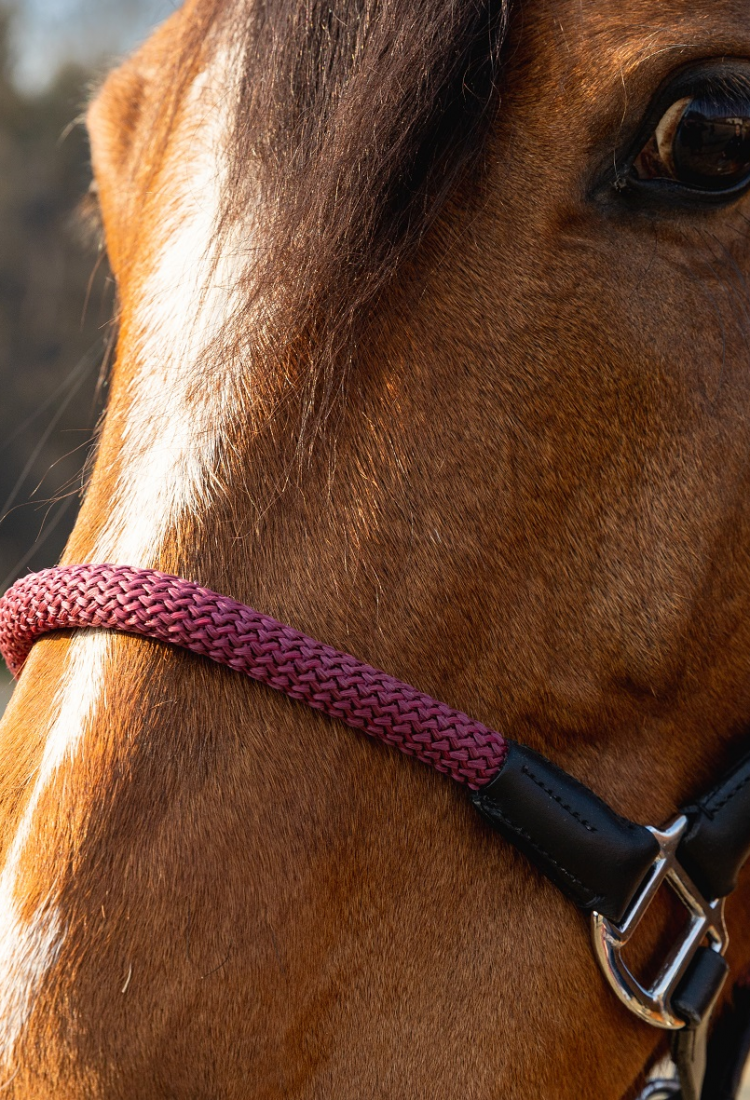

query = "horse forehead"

[
  {"left": 504, "top": 0, "right": 750, "bottom": 104},
  {"left": 85, "top": 0, "right": 750, "bottom": 212},
  {"left": 548, "top": 0, "right": 749, "bottom": 40}
]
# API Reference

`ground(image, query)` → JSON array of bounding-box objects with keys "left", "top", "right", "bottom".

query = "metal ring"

[
  {"left": 636, "top": 1080, "right": 681, "bottom": 1099},
  {"left": 591, "top": 815, "right": 728, "bottom": 1029}
]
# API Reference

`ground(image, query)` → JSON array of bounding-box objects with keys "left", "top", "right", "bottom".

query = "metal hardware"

[
  {"left": 636, "top": 1081, "right": 681, "bottom": 1100},
  {"left": 637, "top": 1057, "right": 681, "bottom": 1100},
  {"left": 591, "top": 815, "right": 728, "bottom": 1030}
]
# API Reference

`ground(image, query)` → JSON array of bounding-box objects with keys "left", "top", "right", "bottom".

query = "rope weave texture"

[{"left": 0, "top": 565, "right": 507, "bottom": 789}]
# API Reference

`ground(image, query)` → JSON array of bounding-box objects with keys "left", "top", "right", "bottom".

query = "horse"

[{"left": 2, "top": 0, "right": 750, "bottom": 1095}]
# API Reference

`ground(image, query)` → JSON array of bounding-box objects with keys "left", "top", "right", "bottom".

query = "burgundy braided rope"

[{"left": 0, "top": 565, "right": 507, "bottom": 789}]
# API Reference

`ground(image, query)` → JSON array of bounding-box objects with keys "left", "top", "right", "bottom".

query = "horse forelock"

[
  {"left": 213, "top": 0, "right": 509, "bottom": 443},
  {"left": 82, "top": 0, "right": 512, "bottom": 516}
]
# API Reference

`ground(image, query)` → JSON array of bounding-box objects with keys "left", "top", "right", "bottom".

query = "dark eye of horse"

[
  {"left": 609, "top": 65, "right": 750, "bottom": 208},
  {"left": 633, "top": 92, "right": 750, "bottom": 192}
]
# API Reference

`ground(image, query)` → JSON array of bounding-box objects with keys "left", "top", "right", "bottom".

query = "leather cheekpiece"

[
  {"left": 678, "top": 748, "right": 750, "bottom": 902},
  {"left": 471, "top": 742, "right": 659, "bottom": 923}
]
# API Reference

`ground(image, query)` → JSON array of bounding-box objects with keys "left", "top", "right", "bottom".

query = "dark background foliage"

[
  {"left": 0, "top": 1, "right": 165, "bottom": 595},
  {"left": 0, "top": 35, "right": 109, "bottom": 591}
]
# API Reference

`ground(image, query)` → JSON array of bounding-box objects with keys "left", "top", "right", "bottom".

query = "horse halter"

[{"left": 2, "top": 564, "right": 750, "bottom": 1100}]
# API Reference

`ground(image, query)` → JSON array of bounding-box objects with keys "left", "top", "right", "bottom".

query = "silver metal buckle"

[{"left": 591, "top": 815, "right": 728, "bottom": 1030}]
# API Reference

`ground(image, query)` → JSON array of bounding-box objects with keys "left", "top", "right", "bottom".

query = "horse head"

[{"left": 2, "top": 1, "right": 750, "bottom": 1096}]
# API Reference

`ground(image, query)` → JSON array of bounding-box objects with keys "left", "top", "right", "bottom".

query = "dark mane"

[{"left": 205, "top": 0, "right": 508, "bottom": 442}]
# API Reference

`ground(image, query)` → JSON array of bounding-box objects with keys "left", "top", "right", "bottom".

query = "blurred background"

[{"left": 0, "top": 0, "right": 172, "bottom": 692}]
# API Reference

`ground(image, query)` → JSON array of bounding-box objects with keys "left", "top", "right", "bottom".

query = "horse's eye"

[{"left": 631, "top": 86, "right": 750, "bottom": 198}]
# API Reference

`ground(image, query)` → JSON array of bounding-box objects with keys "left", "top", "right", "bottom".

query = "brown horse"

[{"left": 2, "top": 0, "right": 750, "bottom": 1096}]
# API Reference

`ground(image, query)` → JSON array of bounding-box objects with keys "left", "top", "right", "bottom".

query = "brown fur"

[{"left": 2, "top": 1, "right": 750, "bottom": 1097}]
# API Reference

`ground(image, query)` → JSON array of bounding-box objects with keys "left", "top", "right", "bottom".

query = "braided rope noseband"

[
  {"left": 0, "top": 564, "right": 507, "bottom": 789},
  {"left": 3, "top": 561, "right": 750, "bottom": 1099}
]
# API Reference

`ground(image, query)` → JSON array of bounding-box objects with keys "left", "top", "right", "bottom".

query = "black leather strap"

[
  {"left": 678, "top": 748, "right": 750, "bottom": 902},
  {"left": 670, "top": 949, "right": 730, "bottom": 1100},
  {"left": 471, "top": 740, "right": 750, "bottom": 1096},
  {"left": 471, "top": 742, "right": 659, "bottom": 923},
  {"left": 700, "top": 982, "right": 750, "bottom": 1100}
]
